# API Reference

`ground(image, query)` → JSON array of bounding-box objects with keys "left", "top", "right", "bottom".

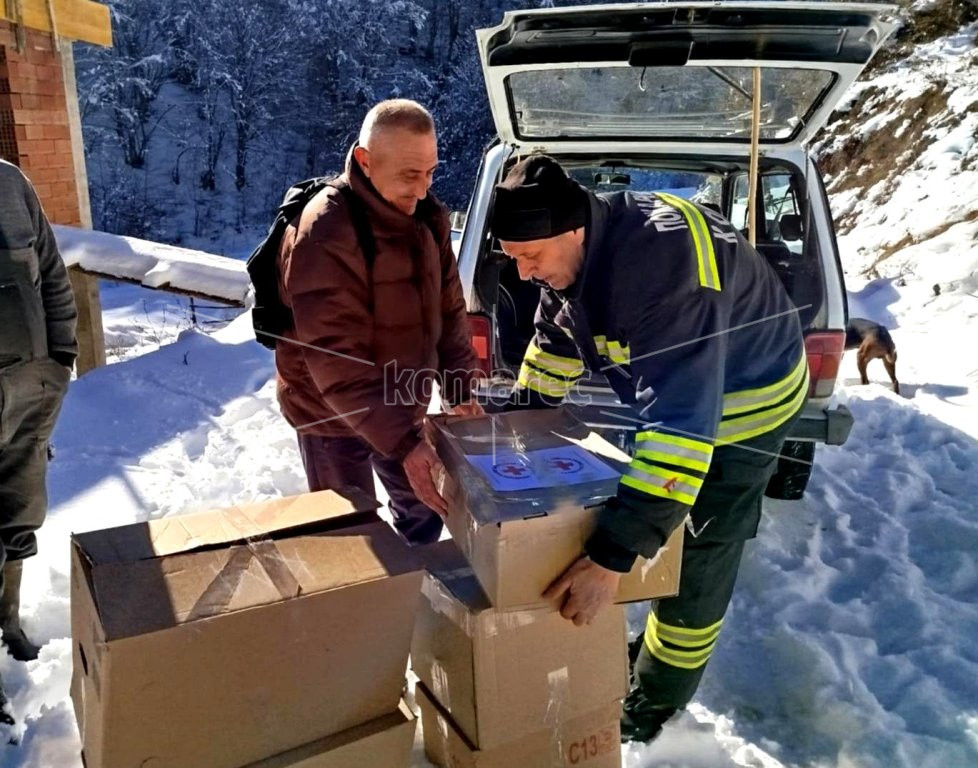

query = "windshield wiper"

[{"left": 707, "top": 67, "right": 752, "bottom": 102}]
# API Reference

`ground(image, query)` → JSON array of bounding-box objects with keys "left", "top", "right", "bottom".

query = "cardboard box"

[
  {"left": 70, "top": 490, "right": 424, "bottom": 768},
  {"left": 412, "top": 541, "right": 628, "bottom": 750},
  {"left": 417, "top": 682, "right": 622, "bottom": 768},
  {"left": 245, "top": 699, "right": 417, "bottom": 768},
  {"left": 430, "top": 409, "right": 683, "bottom": 609}
]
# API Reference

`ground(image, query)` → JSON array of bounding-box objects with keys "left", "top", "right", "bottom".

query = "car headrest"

[{"left": 780, "top": 214, "right": 803, "bottom": 241}]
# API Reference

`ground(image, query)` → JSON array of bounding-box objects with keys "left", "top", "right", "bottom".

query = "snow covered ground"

[
  {"left": 3, "top": 269, "right": 976, "bottom": 767},
  {"left": 2, "top": 21, "right": 977, "bottom": 768}
]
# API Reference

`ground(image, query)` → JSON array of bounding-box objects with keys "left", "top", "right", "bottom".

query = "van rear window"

[{"left": 507, "top": 65, "right": 835, "bottom": 142}]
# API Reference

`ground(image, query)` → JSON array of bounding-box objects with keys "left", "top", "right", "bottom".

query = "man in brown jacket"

[{"left": 275, "top": 99, "right": 480, "bottom": 544}]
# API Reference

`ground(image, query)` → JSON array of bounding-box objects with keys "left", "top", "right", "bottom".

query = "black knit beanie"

[{"left": 490, "top": 155, "right": 588, "bottom": 242}]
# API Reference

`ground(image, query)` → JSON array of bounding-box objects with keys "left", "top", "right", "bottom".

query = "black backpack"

[{"left": 246, "top": 178, "right": 376, "bottom": 350}]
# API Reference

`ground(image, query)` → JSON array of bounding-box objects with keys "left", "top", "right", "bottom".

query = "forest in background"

[
  {"left": 74, "top": 0, "right": 581, "bottom": 251},
  {"left": 74, "top": 0, "right": 966, "bottom": 252}
]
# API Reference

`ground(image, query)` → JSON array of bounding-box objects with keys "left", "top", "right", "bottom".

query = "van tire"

[{"left": 764, "top": 440, "right": 816, "bottom": 500}]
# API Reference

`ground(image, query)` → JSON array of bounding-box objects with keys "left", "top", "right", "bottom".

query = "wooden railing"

[{"left": 55, "top": 226, "right": 249, "bottom": 373}]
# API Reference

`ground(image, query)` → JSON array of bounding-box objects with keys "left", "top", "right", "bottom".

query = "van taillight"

[
  {"left": 805, "top": 331, "right": 844, "bottom": 398},
  {"left": 468, "top": 314, "right": 492, "bottom": 376}
]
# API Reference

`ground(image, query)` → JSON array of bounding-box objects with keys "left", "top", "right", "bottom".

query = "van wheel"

[{"left": 764, "top": 440, "right": 816, "bottom": 500}]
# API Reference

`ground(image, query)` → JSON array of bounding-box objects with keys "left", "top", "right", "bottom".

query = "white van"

[{"left": 454, "top": 2, "right": 898, "bottom": 495}]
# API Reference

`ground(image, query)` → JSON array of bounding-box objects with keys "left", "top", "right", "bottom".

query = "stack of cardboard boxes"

[
  {"left": 70, "top": 490, "right": 423, "bottom": 768},
  {"left": 412, "top": 409, "right": 685, "bottom": 767},
  {"left": 413, "top": 541, "right": 628, "bottom": 768},
  {"left": 68, "top": 408, "right": 682, "bottom": 767}
]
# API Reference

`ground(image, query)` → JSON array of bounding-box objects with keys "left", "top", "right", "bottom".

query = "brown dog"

[{"left": 846, "top": 317, "right": 899, "bottom": 394}]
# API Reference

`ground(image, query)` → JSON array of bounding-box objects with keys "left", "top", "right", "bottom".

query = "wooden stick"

[
  {"left": 747, "top": 67, "right": 762, "bottom": 247},
  {"left": 44, "top": 0, "right": 60, "bottom": 51},
  {"left": 11, "top": 0, "right": 26, "bottom": 53}
]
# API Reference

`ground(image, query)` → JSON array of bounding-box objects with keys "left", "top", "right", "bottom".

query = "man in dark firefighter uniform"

[{"left": 490, "top": 155, "right": 807, "bottom": 742}]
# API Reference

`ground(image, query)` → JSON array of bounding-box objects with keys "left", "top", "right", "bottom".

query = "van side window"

[{"left": 731, "top": 173, "right": 802, "bottom": 251}]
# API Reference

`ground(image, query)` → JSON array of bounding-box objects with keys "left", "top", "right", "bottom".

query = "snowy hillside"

[{"left": 2, "top": 16, "right": 978, "bottom": 768}]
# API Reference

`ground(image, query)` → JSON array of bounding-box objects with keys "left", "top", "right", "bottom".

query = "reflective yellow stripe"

[
  {"left": 621, "top": 476, "right": 697, "bottom": 506},
  {"left": 593, "top": 335, "right": 630, "bottom": 365},
  {"left": 608, "top": 340, "right": 630, "bottom": 365},
  {"left": 634, "top": 432, "right": 714, "bottom": 473},
  {"left": 627, "top": 460, "right": 704, "bottom": 491},
  {"left": 635, "top": 431, "right": 714, "bottom": 456},
  {"left": 656, "top": 192, "right": 721, "bottom": 292},
  {"left": 621, "top": 460, "right": 702, "bottom": 506},
  {"left": 517, "top": 367, "right": 573, "bottom": 397},
  {"left": 524, "top": 342, "right": 585, "bottom": 377},
  {"left": 634, "top": 449, "right": 709, "bottom": 473},
  {"left": 717, "top": 367, "right": 808, "bottom": 443},
  {"left": 647, "top": 613, "right": 723, "bottom": 646},
  {"left": 518, "top": 365, "right": 571, "bottom": 389},
  {"left": 722, "top": 354, "right": 808, "bottom": 416},
  {"left": 644, "top": 613, "right": 723, "bottom": 669},
  {"left": 644, "top": 634, "right": 716, "bottom": 669}
]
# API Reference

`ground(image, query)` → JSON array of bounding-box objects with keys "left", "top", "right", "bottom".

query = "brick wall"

[{"left": 0, "top": 21, "right": 82, "bottom": 226}]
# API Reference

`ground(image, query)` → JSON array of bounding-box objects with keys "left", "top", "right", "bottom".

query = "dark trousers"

[
  {"left": 296, "top": 433, "right": 443, "bottom": 546},
  {"left": 0, "top": 359, "right": 69, "bottom": 592},
  {"left": 626, "top": 411, "right": 801, "bottom": 721}
]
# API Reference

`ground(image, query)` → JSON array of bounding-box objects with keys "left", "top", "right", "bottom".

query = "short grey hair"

[{"left": 359, "top": 99, "right": 435, "bottom": 148}]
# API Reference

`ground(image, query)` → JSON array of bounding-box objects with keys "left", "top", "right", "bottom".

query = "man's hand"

[
  {"left": 543, "top": 556, "right": 622, "bottom": 626},
  {"left": 447, "top": 400, "right": 485, "bottom": 417},
  {"left": 402, "top": 440, "right": 449, "bottom": 517}
]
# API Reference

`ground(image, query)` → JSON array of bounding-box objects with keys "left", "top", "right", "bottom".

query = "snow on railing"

[{"left": 53, "top": 225, "right": 250, "bottom": 307}]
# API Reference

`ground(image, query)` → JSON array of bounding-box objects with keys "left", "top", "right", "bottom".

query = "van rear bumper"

[
  {"left": 475, "top": 381, "right": 854, "bottom": 446},
  {"left": 791, "top": 403, "right": 853, "bottom": 445}
]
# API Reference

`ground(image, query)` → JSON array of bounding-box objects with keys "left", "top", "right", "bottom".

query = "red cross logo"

[
  {"left": 663, "top": 477, "right": 679, "bottom": 492},
  {"left": 546, "top": 456, "right": 583, "bottom": 474},
  {"left": 496, "top": 463, "right": 529, "bottom": 478}
]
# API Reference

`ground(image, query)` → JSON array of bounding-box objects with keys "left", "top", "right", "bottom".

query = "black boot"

[
  {"left": 620, "top": 686, "right": 679, "bottom": 744},
  {"left": 627, "top": 633, "right": 644, "bottom": 669},
  {"left": 1, "top": 561, "right": 41, "bottom": 662}
]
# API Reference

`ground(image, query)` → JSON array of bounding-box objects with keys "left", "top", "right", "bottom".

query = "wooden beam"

[
  {"left": 1, "top": 0, "right": 111, "bottom": 47},
  {"left": 69, "top": 266, "right": 106, "bottom": 374},
  {"left": 71, "top": 267, "right": 246, "bottom": 307},
  {"left": 61, "top": 38, "right": 106, "bottom": 375},
  {"left": 61, "top": 41, "right": 93, "bottom": 229}
]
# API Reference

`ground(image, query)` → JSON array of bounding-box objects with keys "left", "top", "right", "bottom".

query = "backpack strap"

[{"left": 333, "top": 182, "right": 377, "bottom": 310}]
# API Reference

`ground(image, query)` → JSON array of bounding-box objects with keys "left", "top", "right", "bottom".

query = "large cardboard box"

[
  {"left": 417, "top": 683, "right": 622, "bottom": 768},
  {"left": 430, "top": 409, "right": 683, "bottom": 609},
  {"left": 245, "top": 700, "right": 417, "bottom": 768},
  {"left": 412, "top": 541, "right": 628, "bottom": 750},
  {"left": 70, "top": 491, "right": 424, "bottom": 768}
]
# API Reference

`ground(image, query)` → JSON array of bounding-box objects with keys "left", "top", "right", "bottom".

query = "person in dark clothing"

[
  {"left": 274, "top": 100, "right": 481, "bottom": 545},
  {"left": 490, "top": 155, "right": 806, "bottom": 742},
  {"left": 0, "top": 159, "right": 77, "bottom": 721}
]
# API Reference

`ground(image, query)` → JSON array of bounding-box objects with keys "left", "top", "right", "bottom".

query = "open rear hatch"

[{"left": 477, "top": 2, "right": 898, "bottom": 151}]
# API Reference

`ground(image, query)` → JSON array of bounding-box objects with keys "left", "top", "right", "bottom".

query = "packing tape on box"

[
  {"left": 430, "top": 660, "right": 451, "bottom": 709},
  {"left": 248, "top": 539, "right": 302, "bottom": 599},
  {"left": 484, "top": 609, "right": 544, "bottom": 637},
  {"left": 421, "top": 574, "right": 479, "bottom": 637},
  {"left": 545, "top": 666, "right": 571, "bottom": 761},
  {"left": 421, "top": 573, "right": 545, "bottom": 638},
  {"left": 435, "top": 460, "right": 481, "bottom": 560},
  {"left": 219, "top": 504, "right": 267, "bottom": 540},
  {"left": 186, "top": 539, "right": 300, "bottom": 622}
]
